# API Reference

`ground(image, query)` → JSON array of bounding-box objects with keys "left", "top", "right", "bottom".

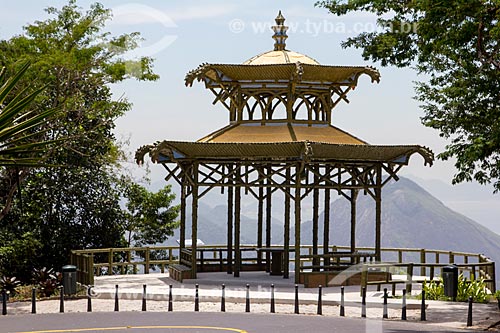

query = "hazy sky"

[{"left": 2, "top": 1, "right": 499, "bottom": 231}]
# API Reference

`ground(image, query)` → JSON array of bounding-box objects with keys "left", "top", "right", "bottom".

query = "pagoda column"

[
  {"left": 323, "top": 184, "right": 331, "bottom": 267},
  {"left": 257, "top": 173, "right": 264, "bottom": 267},
  {"left": 294, "top": 162, "right": 302, "bottom": 284},
  {"left": 283, "top": 168, "right": 291, "bottom": 279},
  {"left": 375, "top": 164, "right": 382, "bottom": 262},
  {"left": 265, "top": 165, "right": 272, "bottom": 272},
  {"left": 234, "top": 166, "right": 241, "bottom": 277},
  {"left": 350, "top": 188, "right": 359, "bottom": 263},
  {"left": 312, "top": 168, "right": 319, "bottom": 271},
  {"left": 190, "top": 163, "right": 199, "bottom": 278},
  {"left": 227, "top": 166, "right": 233, "bottom": 274}
]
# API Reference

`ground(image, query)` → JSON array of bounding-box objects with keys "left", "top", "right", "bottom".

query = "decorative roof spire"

[{"left": 272, "top": 11, "right": 288, "bottom": 51}]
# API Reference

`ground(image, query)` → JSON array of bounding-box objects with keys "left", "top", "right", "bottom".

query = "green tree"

[
  {"left": 0, "top": 1, "right": 172, "bottom": 281},
  {"left": 317, "top": 0, "right": 500, "bottom": 191},
  {"left": 121, "top": 179, "right": 180, "bottom": 247}
]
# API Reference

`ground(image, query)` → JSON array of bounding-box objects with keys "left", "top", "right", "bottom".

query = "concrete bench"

[{"left": 168, "top": 264, "right": 191, "bottom": 282}]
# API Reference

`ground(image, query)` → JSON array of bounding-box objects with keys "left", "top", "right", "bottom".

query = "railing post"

[
  {"left": 420, "top": 249, "right": 426, "bottom": 276},
  {"left": 89, "top": 254, "right": 95, "bottom": 285},
  {"left": 406, "top": 263, "right": 414, "bottom": 295},
  {"left": 145, "top": 247, "right": 150, "bottom": 274},
  {"left": 108, "top": 248, "right": 114, "bottom": 275},
  {"left": 360, "top": 264, "right": 368, "bottom": 296}
]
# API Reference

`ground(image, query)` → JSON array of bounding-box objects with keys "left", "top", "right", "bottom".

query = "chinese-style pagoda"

[{"left": 136, "top": 12, "right": 434, "bottom": 284}]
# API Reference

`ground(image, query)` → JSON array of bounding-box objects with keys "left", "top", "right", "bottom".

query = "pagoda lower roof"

[{"left": 135, "top": 141, "right": 434, "bottom": 167}]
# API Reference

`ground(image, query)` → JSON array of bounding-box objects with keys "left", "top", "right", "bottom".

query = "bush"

[
  {"left": 32, "top": 267, "right": 60, "bottom": 297},
  {"left": 0, "top": 276, "right": 21, "bottom": 295},
  {"left": 422, "top": 274, "right": 489, "bottom": 303}
]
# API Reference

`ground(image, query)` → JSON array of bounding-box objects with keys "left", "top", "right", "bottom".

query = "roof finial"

[{"left": 272, "top": 11, "right": 288, "bottom": 51}]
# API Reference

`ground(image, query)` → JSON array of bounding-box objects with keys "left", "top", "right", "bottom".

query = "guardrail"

[{"left": 71, "top": 245, "right": 495, "bottom": 292}]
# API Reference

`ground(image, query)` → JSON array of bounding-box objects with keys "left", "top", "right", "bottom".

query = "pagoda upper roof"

[{"left": 185, "top": 62, "right": 380, "bottom": 87}]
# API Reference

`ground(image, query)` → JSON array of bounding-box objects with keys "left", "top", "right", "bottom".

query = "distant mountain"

[{"left": 299, "top": 177, "right": 500, "bottom": 266}]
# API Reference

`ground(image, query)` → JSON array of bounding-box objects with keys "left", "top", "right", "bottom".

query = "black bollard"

[
  {"left": 421, "top": 288, "right": 426, "bottom": 321},
  {"left": 270, "top": 284, "right": 275, "bottom": 313},
  {"left": 31, "top": 288, "right": 36, "bottom": 314},
  {"left": 168, "top": 285, "right": 173, "bottom": 312},
  {"left": 221, "top": 284, "right": 225, "bottom": 312},
  {"left": 114, "top": 284, "right": 119, "bottom": 312},
  {"left": 2, "top": 290, "right": 7, "bottom": 315},
  {"left": 361, "top": 286, "right": 366, "bottom": 318},
  {"left": 340, "top": 286, "right": 345, "bottom": 317},
  {"left": 142, "top": 284, "right": 147, "bottom": 312},
  {"left": 194, "top": 284, "right": 199, "bottom": 312},
  {"left": 87, "top": 286, "right": 92, "bottom": 312},
  {"left": 317, "top": 285, "right": 322, "bottom": 315},
  {"left": 467, "top": 296, "right": 473, "bottom": 327},
  {"left": 383, "top": 288, "right": 388, "bottom": 319},
  {"left": 245, "top": 284, "right": 250, "bottom": 313},
  {"left": 59, "top": 286, "right": 64, "bottom": 313},
  {"left": 401, "top": 289, "right": 407, "bottom": 321},
  {"left": 294, "top": 284, "right": 299, "bottom": 314}
]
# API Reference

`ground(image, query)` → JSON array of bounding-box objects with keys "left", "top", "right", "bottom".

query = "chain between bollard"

[
  {"left": 401, "top": 289, "right": 407, "bottom": 321},
  {"left": 245, "top": 284, "right": 250, "bottom": 313},
  {"left": 294, "top": 284, "right": 299, "bottom": 314},
  {"left": 361, "top": 286, "right": 366, "bottom": 318},
  {"left": 114, "top": 284, "right": 119, "bottom": 312},
  {"left": 382, "top": 288, "right": 388, "bottom": 319},
  {"left": 31, "top": 288, "right": 36, "bottom": 314},
  {"left": 421, "top": 287, "right": 426, "bottom": 321},
  {"left": 340, "top": 286, "right": 345, "bottom": 317},
  {"left": 87, "top": 286, "right": 93, "bottom": 312},
  {"left": 467, "top": 296, "right": 473, "bottom": 327},
  {"left": 59, "top": 286, "right": 64, "bottom": 313},
  {"left": 194, "top": 284, "right": 199, "bottom": 312},
  {"left": 2, "top": 290, "right": 7, "bottom": 315},
  {"left": 221, "top": 284, "right": 225, "bottom": 312},
  {"left": 142, "top": 284, "right": 147, "bottom": 312},
  {"left": 317, "top": 285, "right": 322, "bottom": 315},
  {"left": 270, "top": 284, "right": 275, "bottom": 313},
  {"left": 168, "top": 284, "right": 173, "bottom": 312}
]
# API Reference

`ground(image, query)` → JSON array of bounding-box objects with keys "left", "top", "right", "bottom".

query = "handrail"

[{"left": 70, "top": 244, "right": 495, "bottom": 292}]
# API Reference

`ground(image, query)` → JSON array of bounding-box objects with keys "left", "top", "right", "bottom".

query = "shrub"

[
  {"left": 32, "top": 267, "right": 60, "bottom": 297},
  {"left": 422, "top": 278, "right": 444, "bottom": 300},
  {"left": 0, "top": 276, "right": 21, "bottom": 296}
]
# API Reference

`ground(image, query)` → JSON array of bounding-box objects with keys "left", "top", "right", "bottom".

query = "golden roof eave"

[
  {"left": 185, "top": 63, "right": 380, "bottom": 88},
  {"left": 136, "top": 141, "right": 434, "bottom": 167}
]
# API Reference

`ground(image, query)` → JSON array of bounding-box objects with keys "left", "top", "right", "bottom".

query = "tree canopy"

[
  {"left": 317, "top": 0, "right": 500, "bottom": 192},
  {"left": 0, "top": 1, "right": 178, "bottom": 281}
]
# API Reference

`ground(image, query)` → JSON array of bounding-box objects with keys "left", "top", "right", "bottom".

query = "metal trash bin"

[
  {"left": 62, "top": 265, "right": 77, "bottom": 295},
  {"left": 442, "top": 264, "right": 458, "bottom": 300}
]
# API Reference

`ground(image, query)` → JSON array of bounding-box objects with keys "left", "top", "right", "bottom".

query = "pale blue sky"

[{"left": 2, "top": 1, "right": 499, "bottom": 231}]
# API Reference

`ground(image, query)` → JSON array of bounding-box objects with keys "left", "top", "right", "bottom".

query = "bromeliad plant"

[
  {"left": 0, "top": 275, "right": 21, "bottom": 296},
  {"left": 32, "top": 267, "right": 61, "bottom": 297}
]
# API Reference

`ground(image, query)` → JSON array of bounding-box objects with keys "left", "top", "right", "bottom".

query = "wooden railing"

[{"left": 71, "top": 245, "right": 496, "bottom": 292}]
